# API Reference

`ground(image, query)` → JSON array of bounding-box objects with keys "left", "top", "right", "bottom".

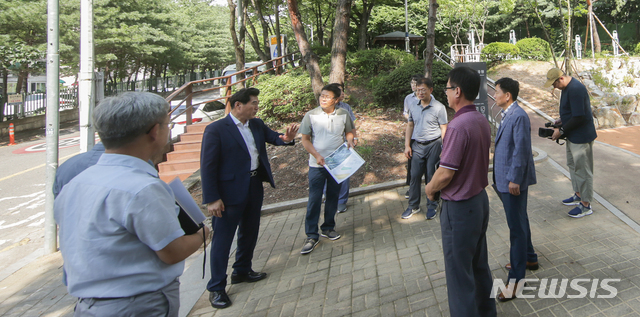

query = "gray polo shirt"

[
  {"left": 300, "top": 106, "right": 355, "bottom": 167},
  {"left": 407, "top": 95, "right": 448, "bottom": 142}
]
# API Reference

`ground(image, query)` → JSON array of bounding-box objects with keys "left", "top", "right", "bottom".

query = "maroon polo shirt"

[{"left": 439, "top": 105, "right": 491, "bottom": 201}]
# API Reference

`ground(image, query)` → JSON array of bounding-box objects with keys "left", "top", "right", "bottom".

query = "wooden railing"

[{"left": 165, "top": 52, "right": 302, "bottom": 126}]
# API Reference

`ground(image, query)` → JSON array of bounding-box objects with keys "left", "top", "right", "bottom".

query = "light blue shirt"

[
  {"left": 54, "top": 153, "right": 185, "bottom": 298},
  {"left": 404, "top": 92, "right": 419, "bottom": 117},
  {"left": 336, "top": 101, "right": 356, "bottom": 121}
]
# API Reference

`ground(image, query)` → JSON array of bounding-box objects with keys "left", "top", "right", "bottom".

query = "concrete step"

[
  {"left": 167, "top": 149, "right": 201, "bottom": 161},
  {"left": 158, "top": 159, "right": 201, "bottom": 173},
  {"left": 185, "top": 122, "right": 211, "bottom": 133},
  {"left": 159, "top": 170, "right": 196, "bottom": 183},
  {"left": 173, "top": 141, "right": 202, "bottom": 151},
  {"left": 179, "top": 132, "right": 204, "bottom": 143}
]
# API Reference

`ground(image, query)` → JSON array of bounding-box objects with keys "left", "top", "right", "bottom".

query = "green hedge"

[
  {"left": 516, "top": 37, "right": 551, "bottom": 61},
  {"left": 481, "top": 42, "right": 519, "bottom": 64},
  {"left": 372, "top": 60, "right": 451, "bottom": 107},
  {"left": 635, "top": 42, "right": 640, "bottom": 55},
  {"left": 253, "top": 70, "right": 316, "bottom": 123},
  {"left": 346, "top": 48, "right": 415, "bottom": 79}
]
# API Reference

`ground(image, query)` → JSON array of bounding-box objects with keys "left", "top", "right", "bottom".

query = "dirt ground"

[{"left": 262, "top": 109, "right": 408, "bottom": 205}]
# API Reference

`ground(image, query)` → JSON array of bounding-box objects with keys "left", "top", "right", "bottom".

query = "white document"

[
  {"left": 168, "top": 177, "right": 207, "bottom": 224},
  {"left": 323, "top": 143, "right": 365, "bottom": 184}
]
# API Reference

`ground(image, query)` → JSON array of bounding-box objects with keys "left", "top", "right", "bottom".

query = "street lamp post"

[{"left": 405, "top": 0, "right": 409, "bottom": 53}]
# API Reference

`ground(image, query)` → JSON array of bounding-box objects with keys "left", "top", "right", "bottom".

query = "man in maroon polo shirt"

[{"left": 425, "top": 67, "right": 496, "bottom": 317}]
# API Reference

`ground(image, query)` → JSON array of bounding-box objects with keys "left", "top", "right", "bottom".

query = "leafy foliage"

[
  {"left": 516, "top": 37, "right": 551, "bottom": 60},
  {"left": 372, "top": 60, "right": 451, "bottom": 107},
  {"left": 346, "top": 48, "right": 414, "bottom": 79},
  {"left": 635, "top": 42, "right": 640, "bottom": 56},
  {"left": 254, "top": 70, "right": 317, "bottom": 123},
  {"left": 481, "top": 42, "right": 519, "bottom": 65}
]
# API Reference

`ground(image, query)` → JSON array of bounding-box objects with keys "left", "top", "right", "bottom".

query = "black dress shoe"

[
  {"left": 230, "top": 271, "right": 267, "bottom": 284},
  {"left": 209, "top": 290, "right": 232, "bottom": 309}
]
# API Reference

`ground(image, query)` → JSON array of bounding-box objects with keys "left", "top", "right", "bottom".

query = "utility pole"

[
  {"left": 79, "top": 0, "right": 95, "bottom": 153},
  {"left": 404, "top": 0, "right": 410, "bottom": 52},
  {"left": 44, "top": 0, "right": 60, "bottom": 254}
]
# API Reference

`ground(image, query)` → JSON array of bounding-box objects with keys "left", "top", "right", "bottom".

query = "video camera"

[{"left": 538, "top": 121, "right": 565, "bottom": 144}]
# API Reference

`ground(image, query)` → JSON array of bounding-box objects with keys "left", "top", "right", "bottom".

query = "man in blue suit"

[
  {"left": 492, "top": 78, "right": 538, "bottom": 302},
  {"left": 200, "top": 88, "right": 299, "bottom": 309}
]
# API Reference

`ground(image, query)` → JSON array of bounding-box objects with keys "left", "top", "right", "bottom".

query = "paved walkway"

[{"left": 2, "top": 107, "right": 640, "bottom": 316}]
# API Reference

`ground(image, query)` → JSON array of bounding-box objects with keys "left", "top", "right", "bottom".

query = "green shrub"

[
  {"left": 635, "top": 42, "right": 640, "bottom": 55},
  {"left": 481, "top": 42, "right": 519, "bottom": 64},
  {"left": 346, "top": 48, "right": 414, "bottom": 79},
  {"left": 516, "top": 37, "right": 551, "bottom": 61},
  {"left": 254, "top": 70, "right": 316, "bottom": 123},
  {"left": 311, "top": 44, "right": 332, "bottom": 57},
  {"left": 372, "top": 60, "right": 451, "bottom": 107}
]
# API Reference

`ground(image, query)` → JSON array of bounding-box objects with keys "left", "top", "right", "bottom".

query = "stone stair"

[{"left": 158, "top": 122, "right": 211, "bottom": 183}]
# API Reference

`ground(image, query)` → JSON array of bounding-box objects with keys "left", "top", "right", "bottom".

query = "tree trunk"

[
  {"left": 229, "top": 0, "right": 246, "bottom": 89},
  {"left": 287, "top": 0, "right": 324, "bottom": 98},
  {"left": 356, "top": 1, "right": 373, "bottom": 50},
  {"left": 250, "top": 0, "right": 273, "bottom": 57},
  {"left": 424, "top": 0, "right": 438, "bottom": 79},
  {"left": 1, "top": 69, "right": 7, "bottom": 119},
  {"left": 329, "top": 0, "right": 352, "bottom": 85},
  {"left": 525, "top": 19, "right": 531, "bottom": 38},
  {"left": 247, "top": 18, "right": 271, "bottom": 62},
  {"left": 589, "top": 4, "right": 601, "bottom": 53}
]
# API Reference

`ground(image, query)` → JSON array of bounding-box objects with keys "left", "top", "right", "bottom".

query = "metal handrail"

[{"left": 165, "top": 52, "right": 301, "bottom": 125}]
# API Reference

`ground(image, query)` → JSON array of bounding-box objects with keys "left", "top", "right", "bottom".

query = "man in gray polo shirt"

[
  {"left": 299, "top": 84, "right": 355, "bottom": 254},
  {"left": 403, "top": 77, "right": 448, "bottom": 220}
]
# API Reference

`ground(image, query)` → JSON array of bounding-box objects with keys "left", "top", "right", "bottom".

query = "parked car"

[
  {"left": 220, "top": 61, "right": 267, "bottom": 85},
  {"left": 169, "top": 101, "right": 225, "bottom": 137}
]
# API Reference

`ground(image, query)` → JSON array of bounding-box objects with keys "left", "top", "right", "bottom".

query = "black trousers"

[
  {"left": 207, "top": 176, "right": 263, "bottom": 291},
  {"left": 441, "top": 189, "right": 497, "bottom": 317}
]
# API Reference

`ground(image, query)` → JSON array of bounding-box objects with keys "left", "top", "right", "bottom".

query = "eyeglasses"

[
  {"left": 444, "top": 86, "right": 458, "bottom": 93},
  {"left": 416, "top": 89, "right": 429, "bottom": 93},
  {"left": 319, "top": 95, "right": 335, "bottom": 101}
]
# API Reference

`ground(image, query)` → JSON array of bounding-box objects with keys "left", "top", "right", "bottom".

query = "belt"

[
  {"left": 249, "top": 169, "right": 258, "bottom": 177},
  {"left": 415, "top": 137, "right": 440, "bottom": 146}
]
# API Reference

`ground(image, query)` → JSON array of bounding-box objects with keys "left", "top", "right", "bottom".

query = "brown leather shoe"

[
  {"left": 504, "top": 261, "right": 539, "bottom": 271},
  {"left": 497, "top": 285, "right": 517, "bottom": 302}
]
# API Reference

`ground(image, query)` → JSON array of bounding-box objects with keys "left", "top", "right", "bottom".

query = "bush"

[
  {"left": 516, "top": 37, "right": 551, "bottom": 61},
  {"left": 481, "top": 42, "right": 519, "bottom": 64},
  {"left": 346, "top": 48, "right": 415, "bottom": 79},
  {"left": 254, "top": 70, "right": 316, "bottom": 123},
  {"left": 372, "top": 60, "right": 451, "bottom": 107},
  {"left": 311, "top": 44, "right": 332, "bottom": 57},
  {"left": 635, "top": 42, "right": 640, "bottom": 55}
]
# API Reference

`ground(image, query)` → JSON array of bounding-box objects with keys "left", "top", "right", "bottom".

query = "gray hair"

[{"left": 93, "top": 92, "right": 169, "bottom": 149}]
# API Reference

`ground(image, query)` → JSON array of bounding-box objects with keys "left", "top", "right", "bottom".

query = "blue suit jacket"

[
  {"left": 200, "top": 115, "right": 293, "bottom": 206},
  {"left": 494, "top": 102, "right": 537, "bottom": 193}
]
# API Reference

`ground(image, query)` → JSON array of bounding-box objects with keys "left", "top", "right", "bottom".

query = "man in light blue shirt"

[{"left": 55, "top": 92, "right": 208, "bottom": 317}]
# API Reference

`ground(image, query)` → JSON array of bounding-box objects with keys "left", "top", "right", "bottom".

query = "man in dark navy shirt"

[{"left": 544, "top": 68, "right": 597, "bottom": 218}]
